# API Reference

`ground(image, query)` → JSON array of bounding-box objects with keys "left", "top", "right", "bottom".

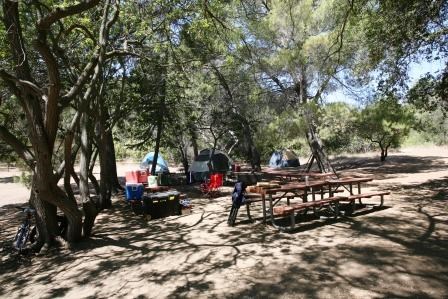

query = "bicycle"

[{"left": 12, "top": 206, "right": 38, "bottom": 253}]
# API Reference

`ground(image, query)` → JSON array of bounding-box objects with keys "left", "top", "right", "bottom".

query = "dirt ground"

[{"left": 0, "top": 146, "right": 447, "bottom": 299}]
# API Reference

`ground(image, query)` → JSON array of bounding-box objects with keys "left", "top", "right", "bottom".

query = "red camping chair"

[{"left": 200, "top": 173, "right": 224, "bottom": 197}]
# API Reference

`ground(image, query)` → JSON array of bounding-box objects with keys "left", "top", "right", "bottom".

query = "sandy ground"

[{"left": 0, "top": 145, "right": 447, "bottom": 298}]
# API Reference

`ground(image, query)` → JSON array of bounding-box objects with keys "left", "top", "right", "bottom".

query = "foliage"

[
  {"left": 319, "top": 102, "right": 358, "bottom": 154},
  {"left": 355, "top": 97, "right": 415, "bottom": 161},
  {"left": 348, "top": 0, "right": 448, "bottom": 91},
  {"left": 407, "top": 67, "right": 448, "bottom": 115}
]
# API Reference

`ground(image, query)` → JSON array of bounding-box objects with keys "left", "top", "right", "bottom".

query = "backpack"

[{"left": 231, "top": 181, "right": 246, "bottom": 208}]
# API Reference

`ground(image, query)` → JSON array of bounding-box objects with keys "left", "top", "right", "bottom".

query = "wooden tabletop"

[
  {"left": 264, "top": 180, "right": 328, "bottom": 194},
  {"left": 325, "top": 177, "right": 373, "bottom": 184},
  {"left": 261, "top": 169, "right": 336, "bottom": 178}
]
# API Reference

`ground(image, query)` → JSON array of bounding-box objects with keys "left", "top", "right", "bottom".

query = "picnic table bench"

[{"left": 326, "top": 177, "right": 390, "bottom": 214}]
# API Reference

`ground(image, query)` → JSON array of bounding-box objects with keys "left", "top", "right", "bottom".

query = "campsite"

[{"left": 1, "top": 1, "right": 447, "bottom": 299}]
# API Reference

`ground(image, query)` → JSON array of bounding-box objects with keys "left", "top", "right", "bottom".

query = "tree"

[
  {"left": 355, "top": 97, "right": 414, "bottom": 161},
  {"left": 0, "top": 0, "right": 121, "bottom": 248},
  {"left": 348, "top": 0, "right": 448, "bottom": 94},
  {"left": 226, "top": 0, "right": 362, "bottom": 172},
  {"left": 319, "top": 102, "right": 359, "bottom": 154}
]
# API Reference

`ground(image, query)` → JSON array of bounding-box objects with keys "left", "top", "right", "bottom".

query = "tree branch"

[
  {"left": 36, "top": 0, "right": 101, "bottom": 31},
  {"left": 0, "top": 125, "right": 35, "bottom": 169}
]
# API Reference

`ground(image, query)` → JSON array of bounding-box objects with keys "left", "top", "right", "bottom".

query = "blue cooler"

[{"left": 125, "top": 183, "right": 144, "bottom": 201}]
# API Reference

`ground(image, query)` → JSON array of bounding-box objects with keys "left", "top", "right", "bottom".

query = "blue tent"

[
  {"left": 140, "top": 152, "right": 169, "bottom": 173},
  {"left": 269, "top": 149, "right": 300, "bottom": 168}
]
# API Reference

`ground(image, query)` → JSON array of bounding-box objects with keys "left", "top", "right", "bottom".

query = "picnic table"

[
  {"left": 240, "top": 175, "right": 389, "bottom": 230},
  {"left": 246, "top": 180, "right": 337, "bottom": 223},
  {"left": 261, "top": 181, "right": 345, "bottom": 229},
  {"left": 261, "top": 169, "right": 336, "bottom": 182}
]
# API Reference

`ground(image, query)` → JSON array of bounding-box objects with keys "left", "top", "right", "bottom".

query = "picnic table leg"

[
  {"left": 334, "top": 201, "right": 339, "bottom": 219},
  {"left": 357, "top": 182, "right": 364, "bottom": 205},
  {"left": 262, "top": 193, "right": 267, "bottom": 224},
  {"left": 290, "top": 212, "right": 295, "bottom": 229},
  {"left": 268, "top": 193, "right": 275, "bottom": 224},
  {"left": 246, "top": 203, "right": 253, "bottom": 222}
]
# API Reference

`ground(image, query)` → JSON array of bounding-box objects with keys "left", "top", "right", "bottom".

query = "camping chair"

[{"left": 200, "top": 173, "right": 224, "bottom": 197}]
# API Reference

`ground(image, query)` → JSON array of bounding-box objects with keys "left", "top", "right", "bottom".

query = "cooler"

[
  {"left": 125, "top": 183, "right": 144, "bottom": 201},
  {"left": 137, "top": 170, "right": 148, "bottom": 184},
  {"left": 125, "top": 171, "right": 139, "bottom": 184}
]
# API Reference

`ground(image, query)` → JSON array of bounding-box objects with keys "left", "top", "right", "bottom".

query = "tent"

[
  {"left": 189, "top": 149, "right": 232, "bottom": 181},
  {"left": 140, "top": 152, "right": 169, "bottom": 173},
  {"left": 268, "top": 149, "right": 300, "bottom": 168}
]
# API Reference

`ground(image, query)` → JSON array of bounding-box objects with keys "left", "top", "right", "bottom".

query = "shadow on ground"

[{"left": 1, "top": 152, "right": 447, "bottom": 298}]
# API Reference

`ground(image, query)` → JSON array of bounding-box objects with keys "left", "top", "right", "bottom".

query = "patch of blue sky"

[{"left": 324, "top": 57, "right": 447, "bottom": 106}]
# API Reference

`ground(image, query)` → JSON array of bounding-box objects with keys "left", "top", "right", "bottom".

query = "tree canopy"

[{"left": 1, "top": 0, "right": 446, "bottom": 251}]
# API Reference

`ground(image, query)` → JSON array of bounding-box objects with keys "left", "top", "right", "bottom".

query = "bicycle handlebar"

[{"left": 15, "top": 206, "right": 36, "bottom": 214}]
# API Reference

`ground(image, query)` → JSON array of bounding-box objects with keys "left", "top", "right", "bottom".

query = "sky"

[{"left": 324, "top": 58, "right": 447, "bottom": 106}]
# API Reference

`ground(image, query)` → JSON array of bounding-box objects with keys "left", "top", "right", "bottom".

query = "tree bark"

[
  {"left": 79, "top": 109, "right": 98, "bottom": 237},
  {"left": 89, "top": 148, "right": 100, "bottom": 195},
  {"left": 151, "top": 53, "right": 167, "bottom": 176},
  {"left": 178, "top": 144, "right": 190, "bottom": 178},
  {"left": 189, "top": 127, "right": 199, "bottom": 159},
  {"left": 105, "top": 129, "right": 122, "bottom": 192}
]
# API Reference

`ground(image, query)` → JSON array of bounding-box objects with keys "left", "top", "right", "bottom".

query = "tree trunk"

[
  {"left": 79, "top": 110, "right": 98, "bottom": 237},
  {"left": 178, "top": 144, "right": 189, "bottom": 178},
  {"left": 189, "top": 127, "right": 199, "bottom": 159},
  {"left": 88, "top": 149, "right": 100, "bottom": 195},
  {"left": 151, "top": 119, "right": 163, "bottom": 176},
  {"left": 105, "top": 129, "right": 122, "bottom": 192},
  {"left": 380, "top": 144, "right": 388, "bottom": 162},
  {"left": 64, "top": 132, "right": 77, "bottom": 203},
  {"left": 151, "top": 54, "right": 167, "bottom": 176},
  {"left": 208, "top": 136, "right": 218, "bottom": 173},
  {"left": 29, "top": 175, "right": 58, "bottom": 248},
  {"left": 304, "top": 110, "right": 334, "bottom": 173},
  {"left": 97, "top": 117, "right": 112, "bottom": 209},
  {"left": 241, "top": 120, "right": 261, "bottom": 171}
]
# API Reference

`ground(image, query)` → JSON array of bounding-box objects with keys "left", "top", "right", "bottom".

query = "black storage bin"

[{"left": 143, "top": 191, "right": 181, "bottom": 219}]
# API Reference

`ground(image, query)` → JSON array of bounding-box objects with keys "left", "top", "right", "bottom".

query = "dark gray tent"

[{"left": 189, "top": 149, "right": 232, "bottom": 181}]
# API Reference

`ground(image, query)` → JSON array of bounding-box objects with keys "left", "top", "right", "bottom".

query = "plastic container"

[
  {"left": 125, "top": 171, "right": 139, "bottom": 184},
  {"left": 147, "top": 175, "right": 158, "bottom": 187},
  {"left": 137, "top": 170, "right": 148, "bottom": 184},
  {"left": 125, "top": 183, "right": 144, "bottom": 200}
]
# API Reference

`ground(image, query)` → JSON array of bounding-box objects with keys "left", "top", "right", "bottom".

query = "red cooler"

[
  {"left": 125, "top": 171, "right": 139, "bottom": 184},
  {"left": 137, "top": 170, "right": 148, "bottom": 184}
]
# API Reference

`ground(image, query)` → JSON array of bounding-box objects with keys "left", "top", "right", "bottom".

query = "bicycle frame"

[{"left": 13, "top": 207, "right": 36, "bottom": 252}]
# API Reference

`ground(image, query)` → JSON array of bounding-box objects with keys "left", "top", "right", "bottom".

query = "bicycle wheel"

[
  {"left": 13, "top": 224, "right": 30, "bottom": 252},
  {"left": 29, "top": 226, "right": 38, "bottom": 244}
]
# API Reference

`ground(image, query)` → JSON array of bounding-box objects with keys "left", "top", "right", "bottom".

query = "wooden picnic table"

[
  {"left": 256, "top": 180, "right": 329, "bottom": 224},
  {"left": 231, "top": 175, "right": 389, "bottom": 229},
  {"left": 255, "top": 180, "right": 344, "bottom": 230},
  {"left": 261, "top": 169, "right": 336, "bottom": 181}
]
